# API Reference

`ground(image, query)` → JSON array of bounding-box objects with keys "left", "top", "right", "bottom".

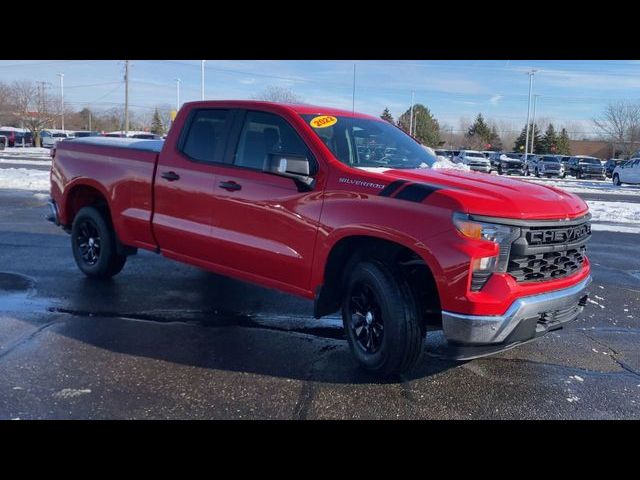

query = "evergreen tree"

[
  {"left": 467, "top": 113, "right": 491, "bottom": 143},
  {"left": 513, "top": 123, "right": 541, "bottom": 153},
  {"left": 151, "top": 108, "right": 164, "bottom": 135},
  {"left": 489, "top": 125, "right": 502, "bottom": 151},
  {"left": 380, "top": 107, "right": 394, "bottom": 124},
  {"left": 397, "top": 104, "right": 441, "bottom": 147},
  {"left": 556, "top": 128, "right": 572, "bottom": 155},
  {"left": 540, "top": 123, "right": 558, "bottom": 154}
]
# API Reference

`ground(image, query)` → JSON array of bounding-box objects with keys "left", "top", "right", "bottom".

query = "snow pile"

[
  {"left": 586, "top": 201, "right": 640, "bottom": 224},
  {"left": 0, "top": 168, "right": 50, "bottom": 191},
  {"left": 432, "top": 156, "right": 471, "bottom": 171}
]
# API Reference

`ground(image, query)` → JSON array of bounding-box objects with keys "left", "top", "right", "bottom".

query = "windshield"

[
  {"left": 53, "top": 133, "right": 67, "bottom": 138},
  {"left": 578, "top": 157, "right": 600, "bottom": 164},
  {"left": 502, "top": 153, "right": 521, "bottom": 160},
  {"left": 464, "top": 152, "right": 486, "bottom": 158},
  {"left": 542, "top": 157, "right": 559, "bottom": 163},
  {"left": 300, "top": 114, "right": 437, "bottom": 169}
]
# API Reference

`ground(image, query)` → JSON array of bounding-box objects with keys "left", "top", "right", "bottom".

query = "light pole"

[
  {"left": 201, "top": 60, "right": 206, "bottom": 100},
  {"left": 175, "top": 78, "right": 181, "bottom": 111},
  {"left": 57, "top": 73, "right": 64, "bottom": 131},
  {"left": 352, "top": 63, "right": 356, "bottom": 113},
  {"left": 124, "top": 60, "right": 130, "bottom": 135},
  {"left": 530, "top": 94, "right": 539, "bottom": 155},
  {"left": 523, "top": 69, "right": 537, "bottom": 160}
]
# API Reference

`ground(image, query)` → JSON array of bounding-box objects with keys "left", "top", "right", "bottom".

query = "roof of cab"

[{"left": 180, "top": 100, "right": 379, "bottom": 120}]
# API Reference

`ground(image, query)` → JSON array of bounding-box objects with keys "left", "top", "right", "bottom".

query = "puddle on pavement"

[
  {"left": 0, "top": 272, "right": 53, "bottom": 313},
  {"left": 0, "top": 271, "right": 343, "bottom": 340}
]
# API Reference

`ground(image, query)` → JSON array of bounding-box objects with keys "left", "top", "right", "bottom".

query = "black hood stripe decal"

[
  {"left": 378, "top": 180, "right": 408, "bottom": 197},
  {"left": 393, "top": 183, "right": 441, "bottom": 203}
]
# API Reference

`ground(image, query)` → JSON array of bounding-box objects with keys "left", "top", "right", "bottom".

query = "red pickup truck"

[{"left": 48, "top": 100, "right": 592, "bottom": 376}]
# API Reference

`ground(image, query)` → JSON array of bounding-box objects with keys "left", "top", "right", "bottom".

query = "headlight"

[{"left": 453, "top": 213, "right": 521, "bottom": 291}]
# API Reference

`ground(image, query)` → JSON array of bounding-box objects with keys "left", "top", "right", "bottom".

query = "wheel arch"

[{"left": 313, "top": 230, "right": 444, "bottom": 328}]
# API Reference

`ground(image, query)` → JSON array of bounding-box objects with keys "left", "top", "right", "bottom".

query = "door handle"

[
  {"left": 161, "top": 171, "right": 180, "bottom": 181},
  {"left": 219, "top": 181, "right": 242, "bottom": 191}
]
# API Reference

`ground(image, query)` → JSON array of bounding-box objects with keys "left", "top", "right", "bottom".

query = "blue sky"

[{"left": 1, "top": 60, "right": 639, "bottom": 135}]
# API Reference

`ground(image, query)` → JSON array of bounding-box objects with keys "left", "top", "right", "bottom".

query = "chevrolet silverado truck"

[{"left": 48, "top": 100, "right": 592, "bottom": 376}]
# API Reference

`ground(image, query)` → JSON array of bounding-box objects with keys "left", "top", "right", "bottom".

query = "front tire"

[
  {"left": 342, "top": 260, "right": 423, "bottom": 377},
  {"left": 613, "top": 174, "right": 622, "bottom": 186},
  {"left": 71, "top": 206, "right": 127, "bottom": 279}
]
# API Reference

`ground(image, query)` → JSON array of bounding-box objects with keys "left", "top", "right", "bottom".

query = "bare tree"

[
  {"left": 593, "top": 101, "right": 640, "bottom": 156},
  {"left": 252, "top": 86, "right": 302, "bottom": 104},
  {"left": 9, "top": 80, "right": 60, "bottom": 146}
]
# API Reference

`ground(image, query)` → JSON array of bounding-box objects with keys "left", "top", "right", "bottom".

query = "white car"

[
  {"left": 612, "top": 158, "right": 640, "bottom": 185},
  {"left": 454, "top": 150, "right": 491, "bottom": 173},
  {"left": 41, "top": 131, "right": 71, "bottom": 148}
]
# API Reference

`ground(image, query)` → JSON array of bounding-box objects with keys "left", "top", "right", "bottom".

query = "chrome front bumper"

[{"left": 442, "top": 276, "right": 592, "bottom": 345}]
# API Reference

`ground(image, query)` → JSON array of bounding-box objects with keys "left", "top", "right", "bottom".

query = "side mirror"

[{"left": 265, "top": 153, "right": 315, "bottom": 191}]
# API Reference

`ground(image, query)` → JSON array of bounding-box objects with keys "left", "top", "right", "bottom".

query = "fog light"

[{"left": 470, "top": 256, "right": 497, "bottom": 291}]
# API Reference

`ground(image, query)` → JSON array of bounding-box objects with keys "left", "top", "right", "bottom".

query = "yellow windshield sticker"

[{"left": 309, "top": 115, "right": 337, "bottom": 128}]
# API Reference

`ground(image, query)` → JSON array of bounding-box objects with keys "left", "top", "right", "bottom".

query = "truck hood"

[{"left": 363, "top": 167, "right": 589, "bottom": 220}]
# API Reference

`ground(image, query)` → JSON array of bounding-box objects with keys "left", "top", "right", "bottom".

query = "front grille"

[{"left": 508, "top": 246, "right": 586, "bottom": 282}]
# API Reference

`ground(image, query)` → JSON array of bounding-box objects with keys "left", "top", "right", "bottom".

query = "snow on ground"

[
  {"left": 0, "top": 168, "right": 50, "bottom": 191},
  {"left": 0, "top": 147, "right": 51, "bottom": 159},
  {"left": 0, "top": 158, "right": 51, "bottom": 167},
  {"left": 586, "top": 201, "right": 640, "bottom": 224},
  {"left": 514, "top": 175, "right": 640, "bottom": 196}
]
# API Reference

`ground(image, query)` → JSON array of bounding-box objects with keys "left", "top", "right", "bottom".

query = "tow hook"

[{"left": 578, "top": 294, "right": 589, "bottom": 307}]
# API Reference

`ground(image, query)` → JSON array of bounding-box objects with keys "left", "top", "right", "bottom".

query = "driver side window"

[{"left": 234, "top": 111, "right": 309, "bottom": 171}]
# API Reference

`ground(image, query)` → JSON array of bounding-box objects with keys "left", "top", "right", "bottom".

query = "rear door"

[
  {"left": 152, "top": 108, "right": 234, "bottom": 265},
  {"left": 206, "top": 109, "right": 323, "bottom": 291}
]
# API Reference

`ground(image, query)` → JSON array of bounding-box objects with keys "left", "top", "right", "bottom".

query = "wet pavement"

[{"left": 0, "top": 189, "right": 639, "bottom": 419}]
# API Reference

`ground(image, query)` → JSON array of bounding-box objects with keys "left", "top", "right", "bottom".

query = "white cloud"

[{"left": 490, "top": 94, "right": 503, "bottom": 105}]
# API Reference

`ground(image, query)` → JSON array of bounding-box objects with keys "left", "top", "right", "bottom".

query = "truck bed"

[{"left": 52, "top": 137, "right": 162, "bottom": 250}]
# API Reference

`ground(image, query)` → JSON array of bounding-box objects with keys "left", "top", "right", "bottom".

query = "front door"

[{"left": 208, "top": 110, "right": 323, "bottom": 291}]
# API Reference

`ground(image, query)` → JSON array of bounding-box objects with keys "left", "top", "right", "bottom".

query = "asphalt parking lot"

[{"left": 0, "top": 187, "right": 639, "bottom": 419}]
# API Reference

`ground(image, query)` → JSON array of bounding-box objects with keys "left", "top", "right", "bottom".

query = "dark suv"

[
  {"left": 568, "top": 156, "right": 606, "bottom": 180},
  {"left": 604, "top": 159, "right": 625, "bottom": 178},
  {"left": 488, "top": 152, "right": 524, "bottom": 175}
]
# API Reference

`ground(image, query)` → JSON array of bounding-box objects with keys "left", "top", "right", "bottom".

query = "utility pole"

[
  {"left": 352, "top": 63, "right": 356, "bottom": 113},
  {"left": 175, "top": 78, "right": 181, "bottom": 111},
  {"left": 409, "top": 91, "right": 415, "bottom": 137},
  {"left": 88, "top": 110, "right": 92, "bottom": 131},
  {"left": 201, "top": 60, "right": 206, "bottom": 100},
  {"left": 530, "top": 94, "right": 539, "bottom": 155},
  {"left": 523, "top": 69, "right": 537, "bottom": 160},
  {"left": 124, "top": 60, "right": 130, "bottom": 135},
  {"left": 57, "top": 73, "right": 64, "bottom": 131}
]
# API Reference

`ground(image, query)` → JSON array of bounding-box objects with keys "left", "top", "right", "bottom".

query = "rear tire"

[
  {"left": 576, "top": 171, "right": 582, "bottom": 180},
  {"left": 342, "top": 260, "right": 424, "bottom": 377},
  {"left": 71, "top": 206, "right": 127, "bottom": 279}
]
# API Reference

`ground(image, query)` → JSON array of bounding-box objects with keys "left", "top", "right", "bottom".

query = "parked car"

[
  {"left": 454, "top": 150, "right": 492, "bottom": 172},
  {"left": 522, "top": 154, "right": 539, "bottom": 176},
  {"left": 489, "top": 152, "right": 525, "bottom": 175},
  {"left": 0, "top": 135, "right": 6, "bottom": 150},
  {"left": 534, "top": 155, "right": 564, "bottom": 178},
  {"left": 612, "top": 158, "right": 640, "bottom": 185},
  {"left": 73, "top": 131, "right": 100, "bottom": 138},
  {"left": 0, "top": 127, "right": 32, "bottom": 147},
  {"left": 47, "top": 100, "right": 592, "bottom": 376},
  {"left": 41, "top": 131, "right": 71, "bottom": 148},
  {"left": 131, "top": 133, "right": 161, "bottom": 140},
  {"left": 604, "top": 159, "right": 625, "bottom": 178},
  {"left": 567, "top": 156, "right": 606, "bottom": 180}
]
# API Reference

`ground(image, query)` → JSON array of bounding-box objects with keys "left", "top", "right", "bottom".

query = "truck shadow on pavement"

[{"left": 2, "top": 257, "right": 461, "bottom": 384}]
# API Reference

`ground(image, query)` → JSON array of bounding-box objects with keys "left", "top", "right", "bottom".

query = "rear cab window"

[{"left": 180, "top": 109, "right": 231, "bottom": 163}]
